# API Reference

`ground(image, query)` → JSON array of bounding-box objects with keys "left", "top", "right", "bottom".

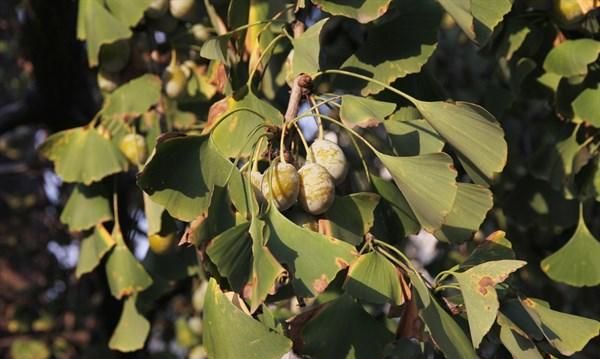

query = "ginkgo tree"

[{"left": 36, "top": 0, "right": 600, "bottom": 358}]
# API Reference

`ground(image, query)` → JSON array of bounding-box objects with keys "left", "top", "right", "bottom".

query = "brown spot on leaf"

[
  {"left": 335, "top": 257, "right": 350, "bottom": 269},
  {"left": 478, "top": 276, "right": 495, "bottom": 295},
  {"left": 312, "top": 274, "right": 329, "bottom": 293},
  {"left": 202, "top": 97, "right": 230, "bottom": 134}
]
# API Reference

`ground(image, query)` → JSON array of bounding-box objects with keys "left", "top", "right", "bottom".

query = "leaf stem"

[{"left": 308, "top": 95, "right": 324, "bottom": 139}]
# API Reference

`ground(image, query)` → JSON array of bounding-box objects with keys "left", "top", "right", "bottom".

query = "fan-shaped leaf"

[
  {"left": 60, "top": 183, "right": 112, "bottom": 231},
  {"left": 266, "top": 204, "right": 357, "bottom": 297},
  {"left": 292, "top": 18, "right": 327, "bottom": 76},
  {"left": 39, "top": 127, "right": 129, "bottom": 185},
  {"left": 573, "top": 84, "right": 600, "bottom": 127},
  {"left": 543, "top": 39, "right": 600, "bottom": 77},
  {"left": 497, "top": 313, "right": 543, "bottom": 359},
  {"left": 370, "top": 175, "right": 419, "bottom": 236},
  {"left": 105, "top": 0, "right": 151, "bottom": 27},
  {"left": 108, "top": 295, "right": 150, "bottom": 352},
  {"left": 76, "top": 224, "right": 115, "bottom": 278},
  {"left": 320, "top": 193, "right": 380, "bottom": 245},
  {"left": 345, "top": 251, "right": 404, "bottom": 305},
  {"left": 207, "top": 222, "right": 253, "bottom": 292},
  {"left": 311, "top": 0, "right": 392, "bottom": 23},
  {"left": 453, "top": 260, "right": 526, "bottom": 348},
  {"left": 203, "top": 279, "right": 292, "bottom": 359},
  {"left": 105, "top": 229, "right": 152, "bottom": 299},
  {"left": 340, "top": 95, "right": 396, "bottom": 128},
  {"left": 384, "top": 118, "right": 444, "bottom": 156},
  {"left": 541, "top": 212, "right": 600, "bottom": 287},
  {"left": 102, "top": 75, "right": 162, "bottom": 119}
]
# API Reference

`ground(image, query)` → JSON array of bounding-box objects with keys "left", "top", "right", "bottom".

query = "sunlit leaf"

[
  {"left": 77, "top": 0, "right": 132, "bottom": 66},
  {"left": 102, "top": 75, "right": 162, "bottom": 119},
  {"left": 39, "top": 126, "right": 129, "bottom": 184},
  {"left": 434, "top": 183, "right": 493, "bottom": 243},
  {"left": 292, "top": 18, "right": 327, "bottom": 76},
  {"left": 299, "top": 294, "right": 394, "bottom": 359},
  {"left": 377, "top": 152, "right": 457, "bottom": 231},
  {"left": 76, "top": 224, "right": 115, "bottom": 278},
  {"left": 462, "top": 231, "right": 515, "bottom": 267},
  {"left": 266, "top": 204, "right": 357, "bottom": 297},
  {"left": 203, "top": 279, "right": 292, "bottom": 359},
  {"left": 453, "top": 260, "right": 526, "bottom": 348},
  {"left": 105, "top": 229, "right": 152, "bottom": 299},
  {"left": 60, "top": 183, "right": 112, "bottom": 231},
  {"left": 384, "top": 118, "right": 444, "bottom": 156},
  {"left": 573, "top": 84, "right": 600, "bottom": 127},
  {"left": 345, "top": 251, "right": 404, "bottom": 305},
  {"left": 10, "top": 339, "right": 50, "bottom": 359},
  {"left": 200, "top": 34, "right": 232, "bottom": 65},
  {"left": 521, "top": 297, "right": 600, "bottom": 356},
  {"left": 543, "top": 39, "right": 600, "bottom": 77},
  {"left": 105, "top": 0, "right": 151, "bottom": 27},
  {"left": 340, "top": 0, "right": 441, "bottom": 95},
  {"left": 108, "top": 295, "right": 150, "bottom": 352},
  {"left": 339, "top": 95, "right": 395, "bottom": 128},
  {"left": 311, "top": 0, "right": 392, "bottom": 23},
  {"left": 414, "top": 100, "right": 507, "bottom": 185},
  {"left": 541, "top": 211, "right": 600, "bottom": 287},
  {"left": 321, "top": 193, "right": 380, "bottom": 245},
  {"left": 497, "top": 313, "right": 543, "bottom": 359}
]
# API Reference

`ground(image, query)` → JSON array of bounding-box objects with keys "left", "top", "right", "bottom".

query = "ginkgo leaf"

[
  {"left": 320, "top": 193, "right": 380, "bottom": 245},
  {"left": 102, "top": 75, "right": 162, "bottom": 119},
  {"left": 105, "top": 229, "right": 152, "bottom": 299},
  {"left": 340, "top": 0, "right": 441, "bottom": 95},
  {"left": 266, "top": 204, "right": 357, "bottom": 297},
  {"left": 344, "top": 251, "right": 404, "bottom": 305},
  {"left": 60, "top": 182, "right": 112, "bottom": 231},
  {"left": 200, "top": 34, "right": 233, "bottom": 65},
  {"left": 311, "top": 0, "right": 392, "bottom": 23},
  {"left": 299, "top": 294, "right": 395, "bottom": 359},
  {"left": 384, "top": 119, "right": 444, "bottom": 156},
  {"left": 377, "top": 152, "right": 457, "bottom": 231},
  {"left": 292, "top": 18, "right": 327, "bottom": 76},
  {"left": 497, "top": 313, "right": 543, "bottom": 359},
  {"left": 206, "top": 222, "right": 253, "bottom": 292},
  {"left": 77, "top": 0, "right": 132, "bottom": 66},
  {"left": 453, "top": 260, "right": 526, "bottom": 348},
  {"left": 521, "top": 297, "right": 600, "bottom": 356},
  {"left": 105, "top": 0, "right": 151, "bottom": 27},
  {"left": 541, "top": 211, "right": 600, "bottom": 287},
  {"left": 414, "top": 100, "right": 507, "bottom": 185},
  {"left": 108, "top": 295, "right": 150, "bottom": 352},
  {"left": 39, "top": 126, "right": 129, "bottom": 185},
  {"left": 543, "top": 39, "right": 600, "bottom": 77},
  {"left": 434, "top": 183, "right": 493, "bottom": 243},
  {"left": 573, "top": 84, "right": 600, "bottom": 127},
  {"left": 203, "top": 279, "right": 292, "bottom": 359},
  {"left": 370, "top": 175, "right": 420, "bottom": 236},
  {"left": 339, "top": 95, "right": 396, "bottom": 128},
  {"left": 76, "top": 224, "right": 115, "bottom": 278}
]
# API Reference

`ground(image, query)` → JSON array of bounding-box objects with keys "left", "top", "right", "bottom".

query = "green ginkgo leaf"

[
  {"left": 543, "top": 39, "right": 600, "bottom": 77},
  {"left": 573, "top": 84, "right": 600, "bottom": 127},
  {"left": 434, "top": 183, "right": 493, "bottom": 243},
  {"left": 541, "top": 210, "right": 600, "bottom": 287},
  {"left": 497, "top": 313, "right": 543, "bottom": 359},
  {"left": 266, "top": 204, "right": 357, "bottom": 297},
  {"left": 76, "top": 224, "right": 115, "bottom": 278},
  {"left": 377, "top": 152, "right": 457, "bottom": 231},
  {"left": 203, "top": 279, "right": 292, "bottom": 359},
  {"left": 60, "top": 182, "right": 112, "bottom": 231},
  {"left": 207, "top": 222, "right": 253, "bottom": 292},
  {"left": 105, "top": 229, "right": 152, "bottom": 299},
  {"left": 292, "top": 18, "right": 327, "bottom": 76},
  {"left": 102, "top": 74, "right": 162, "bottom": 119},
  {"left": 321, "top": 193, "right": 380, "bottom": 245},
  {"left": 384, "top": 119, "right": 444, "bottom": 156},
  {"left": 345, "top": 251, "right": 404, "bottom": 305},
  {"left": 521, "top": 297, "right": 600, "bottom": 356},
  {"left": 105, "top": 0, "right": 151, "bottom": 27},
  {"left": 339, "top": 95, "right": 396, "bottom": 128},
  {"left": 77, "top": 0, "right": 132, "bottom": 66},
  {"left": 39, "top": 126, "right": 129, "bottom": 185},
  {"left": 108, "top": 295, "right": 150, "bottom": 352},
  {"left": 10, "top": 339, "right": 50, "bottom": 359},
  {"left": 370, "top": 175, "right": 420, "bottom": 236},
  {"left": 453, "top": 260, "right": 526, "bottom": 348},
  {"left": 414, "top": 100, "right": 507, "bottom": 185},
  {"left": 311, "top": 0, "right": 392, "bottom": 23}
]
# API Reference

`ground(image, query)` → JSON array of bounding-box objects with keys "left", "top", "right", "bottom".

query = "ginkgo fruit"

[
  {"left": 97, "top": 70, "right": 119, "bottom": 93},
  {"left": 119, "top": 133, "right": 148, "bottom": 165},
  {"left": 146, "top": 0, "right": 169, "bottom": 18},
  {"left": 298, "top": 163, "right": 335, "bottom": 215},
  {"left": 250, "top": 170, "right": 265, "bottom": 203},
  {"left": 261, "top": 162, "right": 299, "bottom": 211},
  {"left": 148, "top": 232, "right": 176, "bottom": 254},
  {"left": 164, "top": 64, "right": 187, "bottom": 99},
  {"left": 170, "top": 0, "right": 195, "bottom": 20},
  {"left": 309, "top": 139, "right": 349, "bottom": 185}
]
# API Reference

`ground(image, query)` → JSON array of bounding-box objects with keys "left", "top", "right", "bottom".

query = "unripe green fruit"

[
  {"left": 148, "top": 232, "right": 176, "bottom": 254},
  {"left": 164, "top": 65, "right": 188, "bottom": 98},
  {"left": 146, "top": 0, "right": 169, "bottom": 18},
  {"left": 119, "top": 133, "right": 148, "bottom": 165},
  {"left": 170, "top": 0, "right": 195, "bottom": 20},
  {"left": 97, "top": 70, "right": 119, "bottom": 93},
  {"left": 99, "top": 40, "right": 130, "bottom": 72},
  {"left": 310, "top": 139, "right": 349, "bottom": 185},
  {"left": 553, "top": 0, "right": 585, "bottom": 25},
  {"left": 261, "top": 162, "right": 299, "bottom": 211},
  {"left": 250, "top": 171, "right": 265, "bottom": 203},
  {"left": 298, "top": 163, "right": 335, "bottom": 215}
]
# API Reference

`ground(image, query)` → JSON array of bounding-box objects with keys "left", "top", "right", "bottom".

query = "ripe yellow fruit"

[
  {"left": 309, "top": 139, "right": 349, "bottom": 185},
  {"left": 164, "top": 65, "right": 188, "bottom": 99},
  {"left": 261, "top": 162, "right": 299, "bottom": 211},
  {"left": 553, "top": 0, "right": 585, "bottom": 25},
  {"left": 191, "top": 24, "right": 211, "bottom": 41},
  {"left": 146, "top": 0, "right": 169, "bottom": 18},
  {"left": 298, "top": 163, "right": 335, "bottom": 215},
  {"left": 170, "top": 0, "right": 196, "bottom": 20},
  {"left": 119, "top": 134, "right": 148, "bottom": 165},
  {"left": 148, "top": 232, "right": 176, "bottom": 254}
]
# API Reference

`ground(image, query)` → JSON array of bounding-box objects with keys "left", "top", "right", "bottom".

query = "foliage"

[{"left": 24, "top": 0, "right": 600, "bottom": 358}]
